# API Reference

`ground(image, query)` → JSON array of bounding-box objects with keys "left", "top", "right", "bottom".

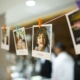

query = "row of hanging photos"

[
  {"left": 1, "top": 18, "right": 52, "bottom": 60},
  {"left": 1, "top": 8, "right": 80, "bottom": 60}
]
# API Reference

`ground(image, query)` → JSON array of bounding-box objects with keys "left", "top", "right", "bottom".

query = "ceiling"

[
  {"left": 0, "top": 0, "right": 23, "bottom": 15},
  {"left": 0, "top": 0, "right": 77, "bottom": 26}
]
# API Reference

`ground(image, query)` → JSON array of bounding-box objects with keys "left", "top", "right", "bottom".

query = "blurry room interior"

[{"left": 0, "top": 0, "right": 79, "bottom": 80}]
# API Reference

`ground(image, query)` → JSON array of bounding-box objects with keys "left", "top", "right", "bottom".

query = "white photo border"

[
  {"left": 66, "top": 8, "right": 80, "bottom": 54},
  {"left": 1, "top": 27, "right": 10, "bottom": 50},
  {"left": 32, "top": 24, "right": 52, "bottom": 60},
  {"left": 13, "top": 27, "right": 28, "bottom": 55}
]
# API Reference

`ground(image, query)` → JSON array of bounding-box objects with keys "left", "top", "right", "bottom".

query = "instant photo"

[
  {"left": 32, "top": 24, "right": 52, "bottom": 60},
  {"left": 66, "top": 8, "right": 80, "bottom": 54},
  {"left": 13, "top": 27, "right": 28, "bottom": 55},
  {"left": 1, "top": 27, "right": 10, "bottom": 50}
]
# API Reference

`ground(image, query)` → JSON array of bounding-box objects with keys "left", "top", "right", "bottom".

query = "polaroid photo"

[
  {"left": 32, "top": 24, "right": 52, "bottom": 60},
  {"left": 66, "top": 8, "right": 80, "bottom": 54},
  {"left": 13, "top": 27, "right": 28, "bottom": 55},
  {"left": 1, "top": 27, "right": 10, "bottom": 50}
]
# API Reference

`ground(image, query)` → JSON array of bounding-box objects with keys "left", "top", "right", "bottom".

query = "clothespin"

[
  {"left": 16, "top": 25, "right": 19, "bottom": 32},
  {"left": 76, "top": 0, "right": 80, "bottom": 9},
  {"left": 3, "top": 24, "right": 6, "bottom": 31},
  {"left": 38, "top": 18, "right": 42, "bottom": 28}
]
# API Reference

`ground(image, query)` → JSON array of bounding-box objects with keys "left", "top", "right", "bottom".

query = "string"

[
  {"left": 44, "top": 14, "right": 65, "bottom": 24},
  {"left": 25, "top": 27, "right": 32, "bottom": 29},
  {"left": 25, "top": 14, "right": 65, "bottom": 29}
]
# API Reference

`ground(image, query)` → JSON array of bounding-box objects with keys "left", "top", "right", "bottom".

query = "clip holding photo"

[
  {"left": 38, "top": 18, "right": 42, "bottom": 28},
  {"left": 3, "top": 24, "right": 6, "bottom": 31},
  {"left": 16, "top": 25, "right": 19, "bottom": 32}
]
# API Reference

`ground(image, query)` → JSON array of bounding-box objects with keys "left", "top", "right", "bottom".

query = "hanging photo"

[
  {"left": 13, "top": 27, "right": 28, "bottom": 55},
  {"left": 66, "top": 8, "right": 80, "bottom": 54},
  {"left": 1, "top": 27, "right": 10, "bottom": 50},
  {"left": 32, "top": 24, "right": 52, "bottom": 60}
]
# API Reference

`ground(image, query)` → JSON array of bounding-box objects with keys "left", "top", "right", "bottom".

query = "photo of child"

[
  {"left": 32, "top": 24, "right": 52, "bottom": 60},
  {"left": 14, "top": 32, "right": 26, "bottom": 50},
  {"left": 13, "top": 27, "right": 28, "bottom": 55},
  {"left": 1, "top": 27, "right": 9, "bottom": 50},
  {"left": 34, "top": 27, "right": 49, "bottom": 52}
]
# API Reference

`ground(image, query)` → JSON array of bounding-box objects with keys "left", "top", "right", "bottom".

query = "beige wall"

[{"left": 0, "top": 14, "right": 8, "bottom": 80}]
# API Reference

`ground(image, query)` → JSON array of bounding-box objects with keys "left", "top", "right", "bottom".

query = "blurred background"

[{"left": 0, "top": 0, "right": 80, "bottom": 80}]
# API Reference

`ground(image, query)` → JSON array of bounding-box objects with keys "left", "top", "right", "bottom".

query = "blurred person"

[
  {"left": 39, "top": 59, "right": 52, "bottom": 78},
  {"left": 52, "top": 42, "right": 74, "bottom": 80},
  {"left": 35, "top": 58, "right": 52, "bottom": 79}
]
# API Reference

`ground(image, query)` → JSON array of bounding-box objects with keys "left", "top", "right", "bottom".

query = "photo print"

[
  {"left": 66, "top": 8, "right": 80, "bottom": 54},
  {"left": 32, "top": 24, "right": 52, "bottom": 60},
  {"left": 1, "top": 27, "right": 10, "bottom": 50},
  {"left": 13, "top": 27, "right": 28, "bottom": 55}
]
